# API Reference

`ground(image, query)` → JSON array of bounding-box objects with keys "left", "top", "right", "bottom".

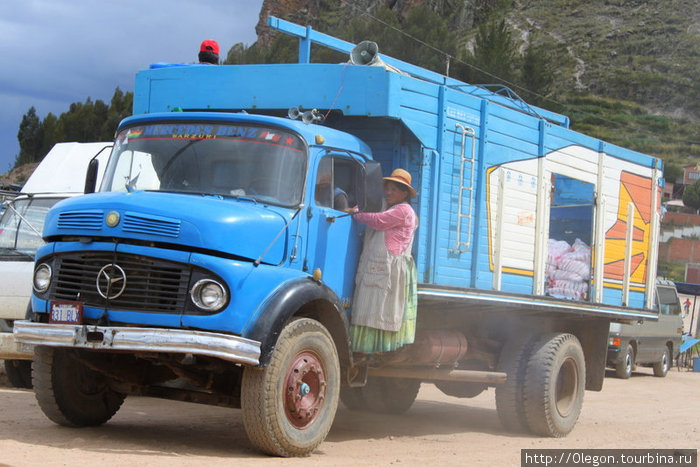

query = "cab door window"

[{"left": 315, "top": 156, "right": 358, "bottom": 211}]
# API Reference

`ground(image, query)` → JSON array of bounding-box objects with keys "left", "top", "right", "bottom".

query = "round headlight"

[
  {"left": 190, "top": 279, "right": 227, "bottom": 312},
  {"left": 33, "top": 263, "right": 52, "bottom": 293}
]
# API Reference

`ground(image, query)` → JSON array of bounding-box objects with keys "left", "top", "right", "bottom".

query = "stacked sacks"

[{"left": 546, "top": 238, "right": 591, "bottom": 300}]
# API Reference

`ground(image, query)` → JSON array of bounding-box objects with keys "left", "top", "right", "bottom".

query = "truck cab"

[{"left": 607, "top": 279, "right": 683, "bottom": 378}]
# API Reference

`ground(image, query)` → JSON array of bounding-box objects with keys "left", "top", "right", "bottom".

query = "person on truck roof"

[
  {"left": 198, "top": 40, "right": 219, "bottom": 64},
  {"left": 344, "top": 168, "right": 418, "bottom": 354}
]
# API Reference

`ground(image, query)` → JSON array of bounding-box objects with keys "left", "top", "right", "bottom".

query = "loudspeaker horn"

[
  {"left": 350, "top": 40, "right": 379, "bottom": 66},
  {"left": 287, "top": 106, "right": 301, "bottom": 120},
  {"left": 301, "top": 109, "right": 324, "bottom": 125}
]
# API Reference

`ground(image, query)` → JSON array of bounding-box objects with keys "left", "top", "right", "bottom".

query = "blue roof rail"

[{"left": 266, "top": 16, "right": 569, "bottom": 127}]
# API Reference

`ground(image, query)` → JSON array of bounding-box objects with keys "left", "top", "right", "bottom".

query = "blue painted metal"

[{"left": 266, "top": 16, "right": 569, "bottom": 127}]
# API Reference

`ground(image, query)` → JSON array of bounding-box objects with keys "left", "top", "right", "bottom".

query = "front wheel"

[
  {"left": 241, "top": 318, "right": 340, "bottom": 457},
  {"left": 523, "top": 333, "right": 585, "bottom": 437},
  {"left": 32, "top": 346, "right": 125, "bottom": 426},
  {"left": 615, "top": 344, "right": 634, "bottom": 379},
  {"left": 653, "top": 346, "right": 671, "bottom": 377}
]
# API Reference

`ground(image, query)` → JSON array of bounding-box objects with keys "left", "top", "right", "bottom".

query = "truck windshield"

[
  {"left": 0, "top": 197, "right": 62, "bottom": 257},
  {"left": 102, "top": 122, "right": 308, "bottom": 207}
]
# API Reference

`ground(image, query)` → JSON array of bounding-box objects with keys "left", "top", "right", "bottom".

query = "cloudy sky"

[{"left": 0, "top": 0, "right": 264, "bottom": 173}]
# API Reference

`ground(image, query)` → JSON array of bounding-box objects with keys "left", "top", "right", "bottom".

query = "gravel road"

[{"left": 0, "top": 363, "right": 698, "bottom": 467}]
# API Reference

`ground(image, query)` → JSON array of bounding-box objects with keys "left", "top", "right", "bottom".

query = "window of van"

[{"left": 656, "top": 286, "right": 681, "bottom": 316}]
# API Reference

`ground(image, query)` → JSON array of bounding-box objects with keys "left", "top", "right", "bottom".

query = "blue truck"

[{"left": 15, "top": 18, "right": 664, "bottom": 456}]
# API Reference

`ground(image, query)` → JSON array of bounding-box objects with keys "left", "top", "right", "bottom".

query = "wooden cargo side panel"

[
  {"left": 545, "top": 125, "right": 658, "bottom": 308},
  {"left": 421, "top": 88, "right": 485, "bottom": 286},
  {"left": 470, "top": 102, "right": 543, "bottom": 293}
]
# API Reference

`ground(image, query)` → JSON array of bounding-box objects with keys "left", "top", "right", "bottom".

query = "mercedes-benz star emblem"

[{"left": 96, "top": 264, "right": 127, "bottom": 299}]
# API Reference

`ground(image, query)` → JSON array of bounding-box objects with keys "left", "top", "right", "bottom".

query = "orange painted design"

[
  {"left": 603, "top": 253, "right": 645, "bottom": 281},
  {"left": 605, "top": 219, "right": 645, "bottom": 241},
  {"left": 603, "top": 171, "right": 653, "bottom": 284}
]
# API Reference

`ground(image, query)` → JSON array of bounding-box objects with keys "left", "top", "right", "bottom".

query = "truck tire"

[
  {"left": 4, "top": 359, "right": 33, "bottom": 389},
  {"left": 495, "top": 336, "right": 534, "bottom": 432},
  {"left": 615, "top": 344, "right": 634, "bottom": 379},
  {"left": 241, "top": 318, "right": 340, "bottom": 457},
  {"left": 32, "top": 346, "right": 125, "bottom": 427},
  {"left": 652, "top": 345, "right": 671, "bottom": 377},
  {"left": 523, "top": 333, "right": 585, "bottom": 437},
  {"left": 341, "top": 376, "right": 420, "bottom": 414}
]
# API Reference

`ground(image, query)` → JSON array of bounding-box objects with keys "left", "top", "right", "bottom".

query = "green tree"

[
  {"left": 101, "top": 88, "right": 133, "bottom": 139},
  {"left": 38, "top": 113, "right": 59, "bottom": 159},
  {"left": 520, "top": 37, "right": 554, "bottom": 106},
  {"left": 400, "top": 4, "right": 457, "bottom": 75},
  {"left": 682, "top": 180, "right": 700, "bottom": 211},
  {"left": 14, "top": 87, "right": 133, "bottom": 169},
  {"left": 463, "top": 18, "right": 519, "bottom": 85},
  {"left": 343, "top": 6, "right": 404, "bottom": 59},
  {"left": 16, "top": 107, "right": 42, "bottom": 166},
  {"left": 662, "top": 163, "right": 681, "bottom": 184}
]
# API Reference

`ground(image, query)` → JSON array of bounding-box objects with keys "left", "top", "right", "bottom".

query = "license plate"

[{"left": 49, "top": 301, "right": 83, "bottom": 324}]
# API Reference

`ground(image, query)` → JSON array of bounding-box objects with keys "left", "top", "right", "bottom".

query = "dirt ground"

[{"left": 0, "top": 363, "right": 698, "bottom": 467}]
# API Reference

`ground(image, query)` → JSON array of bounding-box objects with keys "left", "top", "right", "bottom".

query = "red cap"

[{"left": 200, "top": 40, "right": 219, "bottom": 55}]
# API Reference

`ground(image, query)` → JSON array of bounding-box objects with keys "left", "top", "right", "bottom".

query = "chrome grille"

[{"left": 53, "top": 252, "right": 190, "bottom": 313}]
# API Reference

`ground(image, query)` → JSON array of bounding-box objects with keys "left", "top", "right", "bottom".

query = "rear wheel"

[
  {"left": 523, "top": 333, "right": 585, "bottom": 437},
  {"left": 615, "top": 344, "right": 634, "bottom": 379},
  {"left": 652, "top": 346, "right": 671, "bottom": 377},
  {"left": 241, "top": 318, "right": 340, "bottom": 457},
  {"left": 32, "top": 346, "right": 125, "bottom": 426},
  {"left": 495, "top": 336, "right": 534, "bottom": 432},
  {"left": 4, "top": 359, "right": 33, "bottom": 389}
]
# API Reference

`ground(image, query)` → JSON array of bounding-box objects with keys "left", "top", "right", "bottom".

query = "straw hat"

[{"left": 383, "top": 168, "right": 417, "bottom": 198}]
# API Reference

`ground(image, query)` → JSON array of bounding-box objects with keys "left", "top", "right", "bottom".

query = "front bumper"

[{"left": 13, "top": 321, "right": 260, "bottom": 366}]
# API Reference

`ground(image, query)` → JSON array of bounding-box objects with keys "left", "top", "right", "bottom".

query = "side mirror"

[
  {"left": 361, "top": 161, "right": 383, "bottom": 213},
  {"left": 84, "top": 159, "right": 99, "bottom": 194}
]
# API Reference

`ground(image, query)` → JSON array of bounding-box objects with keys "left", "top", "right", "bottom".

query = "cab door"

[{"left": 305, "top": 154, "right": 366, "bottom": 309}]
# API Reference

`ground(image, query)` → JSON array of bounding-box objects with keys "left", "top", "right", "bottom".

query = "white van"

[
  {"left": 0, "top": 142, "right": 111, "bottom": 387},
  {"left": 607, "top": 279, "right": 684, "bottom": 378}
]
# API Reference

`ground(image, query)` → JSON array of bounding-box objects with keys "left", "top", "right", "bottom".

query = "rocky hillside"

[
  {"left": 508, "top": 0, "right": 698, "bottom": 118},
  {"left": 254, "top": 0, "right": 698, "bottom": 164},
  {"left": 0, "top": 163, "right": 38, "bottom": 190}
]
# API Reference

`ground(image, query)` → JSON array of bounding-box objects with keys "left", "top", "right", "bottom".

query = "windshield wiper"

[{"left": 254, "top": 205, "right": 303, "bottom": 266}]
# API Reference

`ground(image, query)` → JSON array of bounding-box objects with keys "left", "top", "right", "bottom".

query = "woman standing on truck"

[{"left": 344, "top": 168, "right": 418, "bottom": 354}]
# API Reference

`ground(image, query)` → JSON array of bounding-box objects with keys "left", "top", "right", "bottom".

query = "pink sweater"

[{"left": 353, "top": 203, "right": 417, "bottom": 255}]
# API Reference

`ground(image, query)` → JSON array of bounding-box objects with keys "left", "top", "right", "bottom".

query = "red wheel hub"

[{"left": 284, "top": 351, "right": 326, "bottom": 428}]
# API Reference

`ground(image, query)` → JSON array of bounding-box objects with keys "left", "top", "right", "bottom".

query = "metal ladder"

[{"left": 451, "top": 124, "right": 477, "bottom": 254}]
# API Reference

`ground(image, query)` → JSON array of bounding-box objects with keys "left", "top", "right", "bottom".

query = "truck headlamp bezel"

[
  {"left": 33, "top": 263, "right": 52, "bottom": 293},
  {"left": 190, "top": 279, "right": 228, "bottom": 312}
]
